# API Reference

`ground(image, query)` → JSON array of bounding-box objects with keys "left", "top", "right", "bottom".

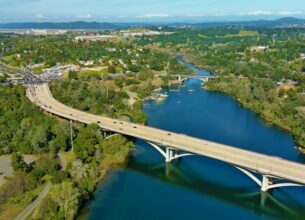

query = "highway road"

[{"left": 26, "top": 83, "right": 305, "bottom": 189}]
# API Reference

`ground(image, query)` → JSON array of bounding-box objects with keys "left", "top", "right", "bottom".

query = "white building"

[
  {"left": 75, "top": 35, "right": 115, "bottom": 42},
  {"left": 250, "top": 46, "right": 269, "bottom": 52},
  {"left": 79, "top": 60, "right": 94, "bottom": 66}
]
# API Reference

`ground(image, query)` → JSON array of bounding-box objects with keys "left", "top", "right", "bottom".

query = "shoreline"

[
  {"left": 76, "top": 142, "right": 133, "bottom": 219},
  {"left": 178, "top": 54, "right": 304, "bottom": 152}
]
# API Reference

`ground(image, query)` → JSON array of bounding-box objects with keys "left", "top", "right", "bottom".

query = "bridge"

[
  {"left": 26, "top": 83, "right": 305, "bottom": 192},
  {"left": 156, "top": 74, "right": 216, "bottom": 84},
  {"left": 176, "top": 75, "right": 216, "bottom": 83}
]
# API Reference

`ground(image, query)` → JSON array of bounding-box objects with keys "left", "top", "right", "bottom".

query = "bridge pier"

[
  {"left": 235, "top": 166, "right": 304, "bottom": 192},
  {"left": 261, "top": 175, "right": 273, "bottom": 192},
  {"left": 100, "top": 129, "right": 118, "bottom": 140},
  {"left": 147, "top": 142, "right": 193, "bottom": 163},
  {"left": 70, "top": 119, "right": 74, "bottom": 151}
]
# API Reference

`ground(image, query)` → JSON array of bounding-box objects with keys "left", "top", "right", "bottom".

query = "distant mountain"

[
  {"left": 182, "top": 17, "right": 305, "bottom": 28},
  {"left": 173, "top": 17, "right": 305, "bottom": 28},
  {"left": 0, "top": 17, "right": 304, "bottom": 30},
  {"left": 0, "top": 21, "right": 127, "bottom": 30}
]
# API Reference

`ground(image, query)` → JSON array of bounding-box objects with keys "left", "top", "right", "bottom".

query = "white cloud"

[
  {"left": 248, "top": 11, "right": 272, "bottom": 16},
  {"left": 35, "top": 14, "right": 44, "bottom": 19},
  {"left": 138, "top": 13, "right": 169, "bottom": 18},
  {"left": 278, "top": 11, "right": 303, "bottom": 16},
  {"left": 77, "top": 14, "right": 92, "bottom": 19}
]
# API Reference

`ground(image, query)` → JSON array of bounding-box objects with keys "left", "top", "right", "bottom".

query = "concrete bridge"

[
  {"left": 157, "top": 74, "right": 216, "bottom": 84},
  {"left": 177, "top": 75, "right": 216, "bottom": 83},
  {"left": 26, "top": 83, "right": 305, "bottom": 192}
]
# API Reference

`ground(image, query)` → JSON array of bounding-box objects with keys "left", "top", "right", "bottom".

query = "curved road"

[{"left": 26, "top": 83, "right": 305, "bottom": 188}]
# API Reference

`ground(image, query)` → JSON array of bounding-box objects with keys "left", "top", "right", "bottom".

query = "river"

[{"left": 81, "top": 58, "right": 305, "bottom": 220}]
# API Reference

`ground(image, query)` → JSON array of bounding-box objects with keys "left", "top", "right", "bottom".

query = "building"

[
  {"left": 41, "top": 64, "right": 79, "bottom": 76},
  {"left": 75, "top": 35, "right": 115, "bottom": 42},
  {"left": 120, "top": 30, "right": 173, "bottom": 38},
  {"left": 79, "top": 60, "right": 94, "bottom": 66},
  {"left": 250, "top": 46, "right": 269, "bottom": 52}
]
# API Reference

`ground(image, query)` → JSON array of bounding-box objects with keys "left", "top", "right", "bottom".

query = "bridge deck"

[{"left": 26, "top": 83, "right": 305, "bottom": 185}]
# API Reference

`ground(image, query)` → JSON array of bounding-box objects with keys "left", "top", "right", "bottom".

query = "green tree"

[
  {"left": 52, "top": 181, "right": 79, "bottom": 220},
  {"left": 68, "top": 71, "right": 78, "bottom": 80},
  {"left": 73, "top": 124, "right": 101, "bottom": 163},
  {"left": 11, "top": 152, "right": 30, "bottom": 172}
]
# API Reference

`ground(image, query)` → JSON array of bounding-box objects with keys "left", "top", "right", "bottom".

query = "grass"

[
  {"left": 0, "top": 183, "right": 46, "bottom": 220},
  {"left": 78, "top": 70, "right": 108, "bottom": 79},
  {"left": 198, "top": 34, "right": 209, "bottom": 38},
  {"left": 225, "top": 30, "right": 259, "bottom": 38},
  {"left": 1, "top": 55, "right": 16, "bottom": 63},
  {"left": 58, "top": 150, "right": 75, "bottom": 169},
  {"left": 32, "top": 65, "right": 49, "bottom": 74}
]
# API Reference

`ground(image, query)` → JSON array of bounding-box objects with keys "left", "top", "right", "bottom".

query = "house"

[
  {"left": 250, "top": 46, "right": 269, "bottom": 52},
  {"left": 79, "top": 60, "right": 94, "bottom": 66},
  {"left": 277, "top": 80, "right": 298, "bottom": 90}
]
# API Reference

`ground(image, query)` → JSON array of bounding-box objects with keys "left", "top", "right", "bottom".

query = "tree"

[
  {"left": 108, "top": 65, "right": 116, "bottom": 74},
  {"left": 0, "top": 74, "right": 7, "bottom": 83},
  {"left": 73, "top": 124, "right": 101, "bottom": 163},
  {"left": 52, "top": 181, "right": 79, "bottom": 220},
  {"left": 11, "top": 152, "right": 30, "bottom": 172},
  {"left": 68, "top": 71, "right": 77, "bottom": 80}
]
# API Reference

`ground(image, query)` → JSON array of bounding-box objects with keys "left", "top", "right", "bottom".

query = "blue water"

[{"left": 82, "top": 60, "right": 305, "bottom": 220}]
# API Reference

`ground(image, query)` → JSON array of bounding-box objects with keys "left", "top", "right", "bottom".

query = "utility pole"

[{"left": 70, "top": 118, "right": 74, "bottom": 151}]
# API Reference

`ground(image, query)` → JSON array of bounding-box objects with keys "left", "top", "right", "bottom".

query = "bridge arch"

[
  {"left": 235, "top": 166, "right": 304, "bottom": 192},
  {"left": 147, "top": 142, "right": 193, "bottom": 163}
]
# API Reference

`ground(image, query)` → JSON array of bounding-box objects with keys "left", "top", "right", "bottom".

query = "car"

[
  {"left": 133, "top": 126, "right": 137, "bottom": 128},
  {"left": 119, "top": 122, "right": 123, "bottom": 124},
  {"left": 113, "top": 121, "right": 117, "bottom": 124},
  {"left": 97, "top": 121, "right": 101, "bottom": 124},
  {"left": 167, "top": 133, "right": 171, "bottom": 136}
]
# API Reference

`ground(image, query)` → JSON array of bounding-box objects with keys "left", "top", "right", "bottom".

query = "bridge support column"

[
  {"left": 165, "top": 148, "right": 174, "bottom": 163},
  {"left": 70, "top": 119, "right": 74, "bottom": 151},
  {"left": 261, "top": 175, "right": 273, "bottom": 192},
  {"left": 235, "top": 166, "right": 304, "bottom": 192},
  {"left": 147, "top": 142, "right": 193, "bottom": 163}
]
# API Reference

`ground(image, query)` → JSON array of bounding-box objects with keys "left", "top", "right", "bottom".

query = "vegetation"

[
  {"left": 0, "top": 72, "right": 136, "bottom": 219},
  {"left": 0, "top": 35, "right": 189, "bottom": 76},
  {"left": 137, "top": 26, "right": 305, "bottom": 149},
  {"left": 0, "top": 85, "right": 71, "bottom": 155},
  {"left": 50, "top": 78, "right": 149, "bottom": 124},
  {"left": 1, "top": 26, "right": 304, "bottom": 219}
]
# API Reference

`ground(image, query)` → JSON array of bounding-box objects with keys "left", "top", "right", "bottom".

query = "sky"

[{"left": 0, "top": 0, "right": 305, "bottom": 23}]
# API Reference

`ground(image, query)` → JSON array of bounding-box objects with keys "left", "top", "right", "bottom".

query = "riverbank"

[
  {"left": 177, "top": 53, "right": 305, "bottom": 151},
  {"left": 83, "top": 67, "right": 305, "bottom": 220},
  {"left": 205, "top": 77, "right": 305, "bottom": 151},
  {"left": 76, "top": 142, "right": 132, "bottom": 219}
]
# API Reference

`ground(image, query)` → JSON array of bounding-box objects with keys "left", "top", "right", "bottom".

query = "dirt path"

[{"left": 15, "top": 183, "right": 52, "bottom": 220}]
